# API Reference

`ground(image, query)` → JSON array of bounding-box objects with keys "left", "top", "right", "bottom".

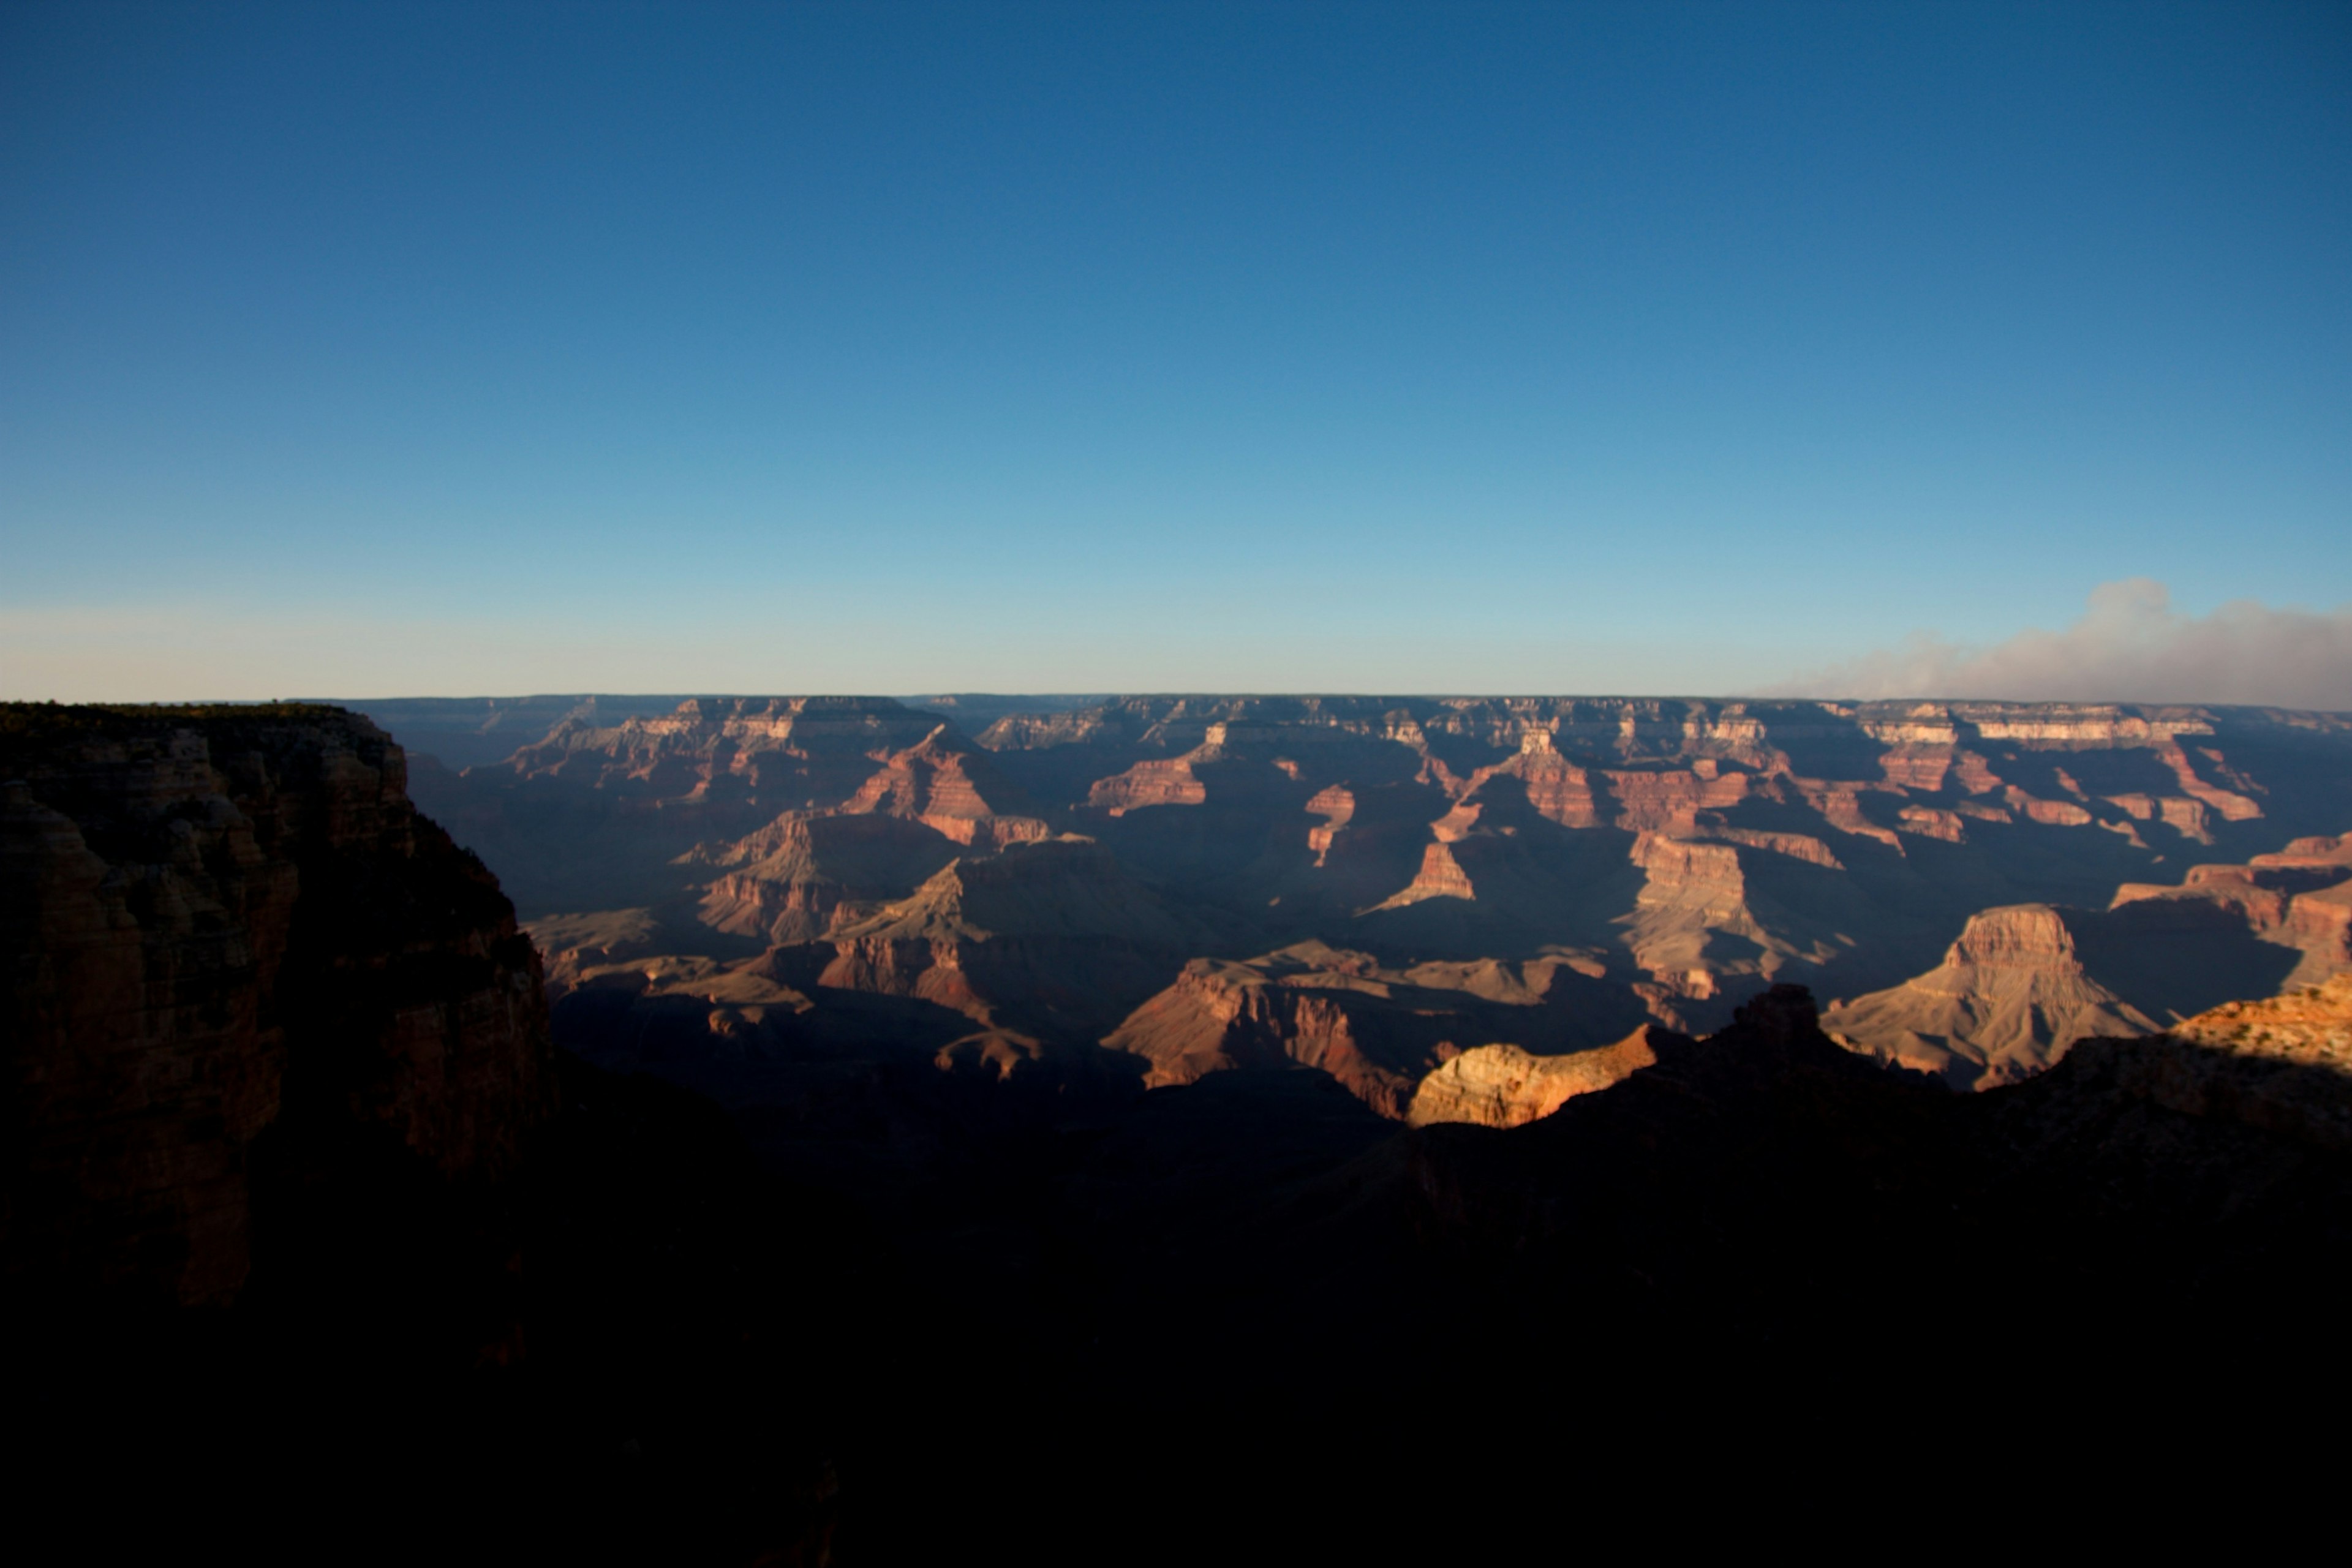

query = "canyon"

[
  {"left": 10, "top": 695, "right": 2352, "bottom": 1560},
  {"left": 370, "top": 693, "right": 2352, "bottom": 1123}
]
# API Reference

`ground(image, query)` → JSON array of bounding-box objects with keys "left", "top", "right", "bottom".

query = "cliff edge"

[{"left": 0, "top": 703, "right": 554, "bottom": 1310}]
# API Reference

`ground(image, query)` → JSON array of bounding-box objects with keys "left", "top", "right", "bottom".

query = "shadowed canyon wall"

[{"left": 1, "top": 704, "right": 553, "bottom": 1310}]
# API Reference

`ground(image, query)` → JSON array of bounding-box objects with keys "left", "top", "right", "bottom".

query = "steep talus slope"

[
  {"left": 676, "top": 723, "right": 1052, "bottom": 949},
  {"left": 687, "top": 810, "right": 964, "bottom": 944},
  {"left": 835, "top": 722, "right": 1050, "bottom": 848},
  {"left": 0, "top": 704, "right": 553, "bottom": 1309}
]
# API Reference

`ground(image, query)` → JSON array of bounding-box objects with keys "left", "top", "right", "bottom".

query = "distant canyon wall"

[{"left": 353, "top": 692, "right": 2352, "bottom": 1118}]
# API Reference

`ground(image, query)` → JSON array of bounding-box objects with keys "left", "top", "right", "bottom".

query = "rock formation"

[
  {"left": 2110, "top": 831, "right": 2352, "bottom": 987},
  {"left": 2077, "top": 971, "right": 2352, "bottom": 1150},
  {"left": 816, "top": 834, "right": 1203, "bottom": 1047},
  {"left": 21, "top": 694, "right": 2352, "bottom": 1544},
  {"left": 1390, "top": 978, "right": 2352, "bottom": 1373},
  {"left": 1406, "top": 1026, "right": 1675, "bottom": 1127},
  {"left": 687, "top": 810, "right": 963, "bottom": 944},
  {"left": 1102, "top": 943, "right": 1649, "bottom": 1118},
  {"left": 840, "top": 731, "right": 1049, "bottom": 847},
  {"left": 0, "top": 704, "right": 552, "bottom": 1310},
  {"left": 1822, "top": 904, "right": 2158, "bottom": 1088}
]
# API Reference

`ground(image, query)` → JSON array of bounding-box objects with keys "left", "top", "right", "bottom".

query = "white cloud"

[{"left": 1764, "top": 578, "right": 2352, "bottom": 711}]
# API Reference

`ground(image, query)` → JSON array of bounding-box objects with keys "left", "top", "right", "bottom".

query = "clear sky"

[{"left": 3, "top": 2, "right": 2347, "bottom": 699}]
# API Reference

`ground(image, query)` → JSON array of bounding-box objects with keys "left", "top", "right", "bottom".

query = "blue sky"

[{"left": 3, "top": 2, "right": 2347, "bottom": 698}]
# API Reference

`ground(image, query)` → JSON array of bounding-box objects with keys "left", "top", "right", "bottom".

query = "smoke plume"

[{"left": 1768, "top": 578, "right": 2352, "bottom": 711}]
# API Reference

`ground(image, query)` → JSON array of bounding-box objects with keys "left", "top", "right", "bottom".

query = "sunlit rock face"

[
  {"left": 1406, "top": 1027, "right": 1675, "bottom": 1128},
  {"left": 0, "top": 705, "right": 553, "bottom": 1308},
  {"left": 2092, "top": 971, "right": 2352, "bottom": 1151}
]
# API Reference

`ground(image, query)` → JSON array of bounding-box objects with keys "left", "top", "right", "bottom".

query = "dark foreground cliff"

[
  {"left": 1, "top": 703, "right": 552, "bottom": 1311},
  {"left": 0, "top": 708, "right": 862, "bottom": 1561}
]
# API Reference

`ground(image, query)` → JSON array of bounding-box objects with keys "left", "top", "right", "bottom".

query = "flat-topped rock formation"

[{"left": 1822, "top": 903, "right": 2159, "bottom": 1088}]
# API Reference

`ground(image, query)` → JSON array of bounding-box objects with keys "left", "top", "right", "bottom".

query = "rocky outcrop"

[
  {"left": 1104, "top": 959, "right": 1419, "bottom": 1115},
  {"left": 1406, "top": 1027, "right": 1673, "bottom": 1127},
  {"left": 1, "top": 704, "right": 552, "bottom": 1309},
  {"left": 1087, "top": 753, "right": 1212, "bottom": 814},
  {"left": 1600, "top": 764, "right": 1749, "bottom": 834},
  {"left": 1822, "top": 904, "right": 2155, "bottom": 1088},
  {"left": 1392, "top": 978, "right": 2352, "bottom": 1376},
  {"left": 2068, "top": 972, "right": 2352, "bottom": 1151}
]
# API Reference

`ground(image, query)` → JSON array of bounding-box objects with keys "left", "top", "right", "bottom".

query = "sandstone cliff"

[{"left": 1, "top": 704, "right": 553, "bottom": 1310}]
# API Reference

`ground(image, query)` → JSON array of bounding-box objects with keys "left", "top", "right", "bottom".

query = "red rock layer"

[
  {"left": 837, "top": 724, "right": 1050, "bottom": 849},
  {"left": 1087, "top": 755, "right": 1209, "bottom": 814},
  {"left": 1600, "top": 766, "right": 1749, "bottom": 834},
  {"left": 2109, "top": 831, "right": 2352, "bottom": 987},
  {"left": 1101, "top": 960, "right": 1421, "bottom": 1117}
]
